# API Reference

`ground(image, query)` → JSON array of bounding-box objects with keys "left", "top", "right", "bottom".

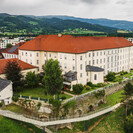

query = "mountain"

[
  {"left": 40, "top": 16, "right": 133, "bottom": 31},
  {"left": 0, "top": 14, "right": 117, "bottom": 35}
]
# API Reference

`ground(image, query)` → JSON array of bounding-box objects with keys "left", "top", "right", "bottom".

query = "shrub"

[
  {"left": 96, "top": 83, "right": 106, "bottom": 87},
  {"left": 106, "top": 72, "right": 116, "bottom": 81},
  {"left": 37, "top": 102, "right": 42, "bottom": 110},
  {"left": 84, "top": 85, "right": 91, "bottom": 90},
  {"left": 12, "top": 95, "right": 19, "bottom": 102},
  {"left": 73, "top": 84, "right": 84, "bottom": 94},
  {"left": 94, "top": 90, "right": 105, "bottom": 98},
  {"left": 0, "top": 102, "right": 2, "bottom": 107},
  {"left": 120, "top": 71, "right": 128, "bottom": 76},
  {"left": 61, "top": 96, "right": 66, "bottom": 100},
  {"left": 87, "top": 82, "right": 93, "bottom": 87}
]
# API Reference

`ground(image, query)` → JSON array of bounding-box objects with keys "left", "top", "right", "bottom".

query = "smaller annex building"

[
  {"left": 0, "top": 78, "right": 13, "bottom": 105},
  {"left": 0, "top": 58, "right": 37, "bottom": 79}
]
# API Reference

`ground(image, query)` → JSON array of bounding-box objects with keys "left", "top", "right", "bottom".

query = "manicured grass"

[
  {"left": 15, "top": 87, "right": 72, "bottom": 100},
  {"left": 0, "top": 116, "right": 43, "bottom": 133}
]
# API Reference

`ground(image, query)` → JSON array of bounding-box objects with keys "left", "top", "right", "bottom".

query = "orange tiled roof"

[
  {"left": 19, "top": 35, "right": 133, "bottom": 53},
  {"left": 0, "top": 58, "right": 36, "bottom": 74},
  {"left": 2, "top": 42, "right": 25, "bottom": 55}
]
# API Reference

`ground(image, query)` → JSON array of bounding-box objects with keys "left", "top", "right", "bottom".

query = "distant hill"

[
  {"left": 0, "top": 14, "right": 117, "bottom": 35},
  {"left": 40, "top": 15, "right": 133, "bottom": 31}
]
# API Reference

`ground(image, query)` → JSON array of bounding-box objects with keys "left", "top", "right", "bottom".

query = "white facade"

[
  {"left": 2, "top": 53, "right": 18, "bottom": 59},
  {"left": 0, "top": 81, "right": 13, "bottom": 105},
  {"left": 19, "top": 45, "right": 133, "bottom": 85}
]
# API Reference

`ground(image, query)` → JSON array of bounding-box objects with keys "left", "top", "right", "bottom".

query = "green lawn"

[
  {"left": 15, "top": 87, "right": 72, "bottom": 100},
  {"left": 90, "top": 106, "right": 125, "bottom": 133},
  {"left": 3, "top": 104, "right": 26, "bottom": 114},
  {"left": 0, "top": 116, "right": 43, "bottom": 133},
  {"left": 100, "top": 89, "right": 124, "bottom": 108}
]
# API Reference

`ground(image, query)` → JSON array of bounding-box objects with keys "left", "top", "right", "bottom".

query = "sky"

[{"left": 0, "top": 0, "right": 133, "bottom": 21}]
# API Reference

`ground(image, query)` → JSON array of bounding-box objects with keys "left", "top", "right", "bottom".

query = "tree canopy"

[
  {"left": 4, "top": 60, "right": 22, "bottom": 88},
  {"left": 42, "top": 59, "right": 63, "bottom": 95},
  {"left": 25, "top": 71, "right": 39, "bottom": 88},
  {"left": 6, "top": 43, "right": 13, "bottom": 48}
]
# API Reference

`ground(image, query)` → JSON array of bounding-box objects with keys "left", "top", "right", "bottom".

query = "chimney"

[{"left": 58, "top": 34, "right": 62, "bottom": 37}]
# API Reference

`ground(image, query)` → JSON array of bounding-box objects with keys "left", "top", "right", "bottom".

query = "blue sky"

[{"left": 0, "top": 0, "right": 133, "bottom": 21}]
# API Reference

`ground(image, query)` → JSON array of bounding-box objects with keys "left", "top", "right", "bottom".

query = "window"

[
  {"left": 97, "top": 59, "right": 98, "bottom": 64},
  {"left": 93, "top": 60, "right": 95, "bottom": 65},
  {"left": 54, "top": 54, "right": 56, "bottom": 58},
  {"left": 36, "top": 53, "right": 39, "bottom": 57},
  {"left": 64, "top": 63, "right": 67, "bottom": 69},
  {"left": 26, "top": 59, "right": 28, "bottom": 63},
  {"left": 44, "top": 53, "right": 46, "bottom": 57},
  {"left": 22, "top": 52, "right": 23, "bottom": 56},
  {"left": 89, "top": 61, "right": 91, "bottom": 65},
  {"left": 93, "top": 53, "right": 95, "bottom": 57},
  {"left": 80, "top": 64, "right": 82, "bottom": 70},
  {"left": 72, "top": 56, "right": 75, "bottom": 61},
  {"left": 80, "top": 73, "right": 82, "bottom": 78},
  {"left": 89, "top": 53, "right": 91, "bottom": 57},
  {"left": 37, "top": 60, "right": 39, "bottom": 64},
  {"left": 94, "top": 74, "right": 97, "bottom": 80},
  {"left": 87, "top": 72, "right": 88, "bottom": 76},
  {"left": 100, "top": 52, "right": 102, "bottom": 56},
  {"left": 97, "top": 52, "right": 98, "bottom": 56},
  {"left": 30, "top": 53, "right": 32, "bottom": 57},
  {"left": 60, "top": 54, "right": 62, "bottom": 59},
  {"left": 64, "top": 55, "right": 67, "bottom": 60},
  {"left": 49, "top": 54, "right": 51, "bottom": 57},
  {"left": 25, "top": 52, "right": 27, "bottom": 56},
  {"left": 100, "top": 59, "right": 102, "bottom": 63},
  {"left": 73, "top": 66, "right": 75, "bottom": 70},
  {"left": 80, "top": 56, "right": 82, "bottom": 60}
]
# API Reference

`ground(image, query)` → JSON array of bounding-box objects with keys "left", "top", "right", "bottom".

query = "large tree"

[
  {"left": 25, "top": 71, "right": 39, "bottom": 88},
  {"left": 4, "top": 60, "right": 22, "bottom": 88},
  {"left": 42, "top": 59, "right": 63, "bottom": 95}
]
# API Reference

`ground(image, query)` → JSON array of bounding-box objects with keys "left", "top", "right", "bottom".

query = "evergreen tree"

[{"left": 4, "top": 60, "right": 22, "bottom": 88}]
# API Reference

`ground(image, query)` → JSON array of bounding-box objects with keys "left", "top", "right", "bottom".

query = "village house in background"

[{"left": 0, "top": 78, "right": 13, "bottom": 105}]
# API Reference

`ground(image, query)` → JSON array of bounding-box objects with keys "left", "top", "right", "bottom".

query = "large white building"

[{"left": 18, "top": 35, "right": 133, "bottom": 86}]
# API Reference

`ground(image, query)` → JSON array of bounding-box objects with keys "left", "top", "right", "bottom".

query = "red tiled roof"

[
  {"left": 19, "top": 35, "right": 133, "bottom": 53},
  {"left": 2, "top": 42, "right": 25, "bottom": 55},
  {"left": 0, "top": 58, "right": 36, "bottom": 74}
]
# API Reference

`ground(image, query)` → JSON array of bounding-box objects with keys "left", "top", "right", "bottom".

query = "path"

[
  {"left": 64, "top": 91, "right": 75, "bottom": 97},
  {"left": 0, "top": 103, "right": 121, "bottom": 127}
]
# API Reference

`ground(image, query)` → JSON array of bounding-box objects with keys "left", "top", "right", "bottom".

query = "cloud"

[
  {"left": 81, "top": 0, "right": 107, "bottom": 4},
  {"left": 0, "top": 0, "right": 132, "bottom": 21}
]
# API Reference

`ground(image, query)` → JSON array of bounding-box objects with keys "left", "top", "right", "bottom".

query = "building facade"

[
  {"left": 0, "top": 79, "right": 13, "bottom": 105},
  {"left": 19, "top": 35, "right": 133, "bottom": 85}
]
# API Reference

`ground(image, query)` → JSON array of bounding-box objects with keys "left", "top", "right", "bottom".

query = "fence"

[
  {"left": 64, "top": 78, "right": 133, "bottom": 104},
  {"left": 13, "top": 94, "right": 48, "bottom": 102}
]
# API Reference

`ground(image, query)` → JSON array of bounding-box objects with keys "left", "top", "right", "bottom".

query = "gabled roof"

[
  {"left": 2, "top": 42, "right": 25, "bottom": 55},
  {"left": 86, "top": 65, "right": 104, "bottom": 72},
  {"left": 0, "top": 78, "right": 11, "bottom": 91},
  {"left": 19, "top": 35, "right": 133, "bottom": 53},
  {"left": 0, "top": 58, "right": 36, "bottom": 75}
]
